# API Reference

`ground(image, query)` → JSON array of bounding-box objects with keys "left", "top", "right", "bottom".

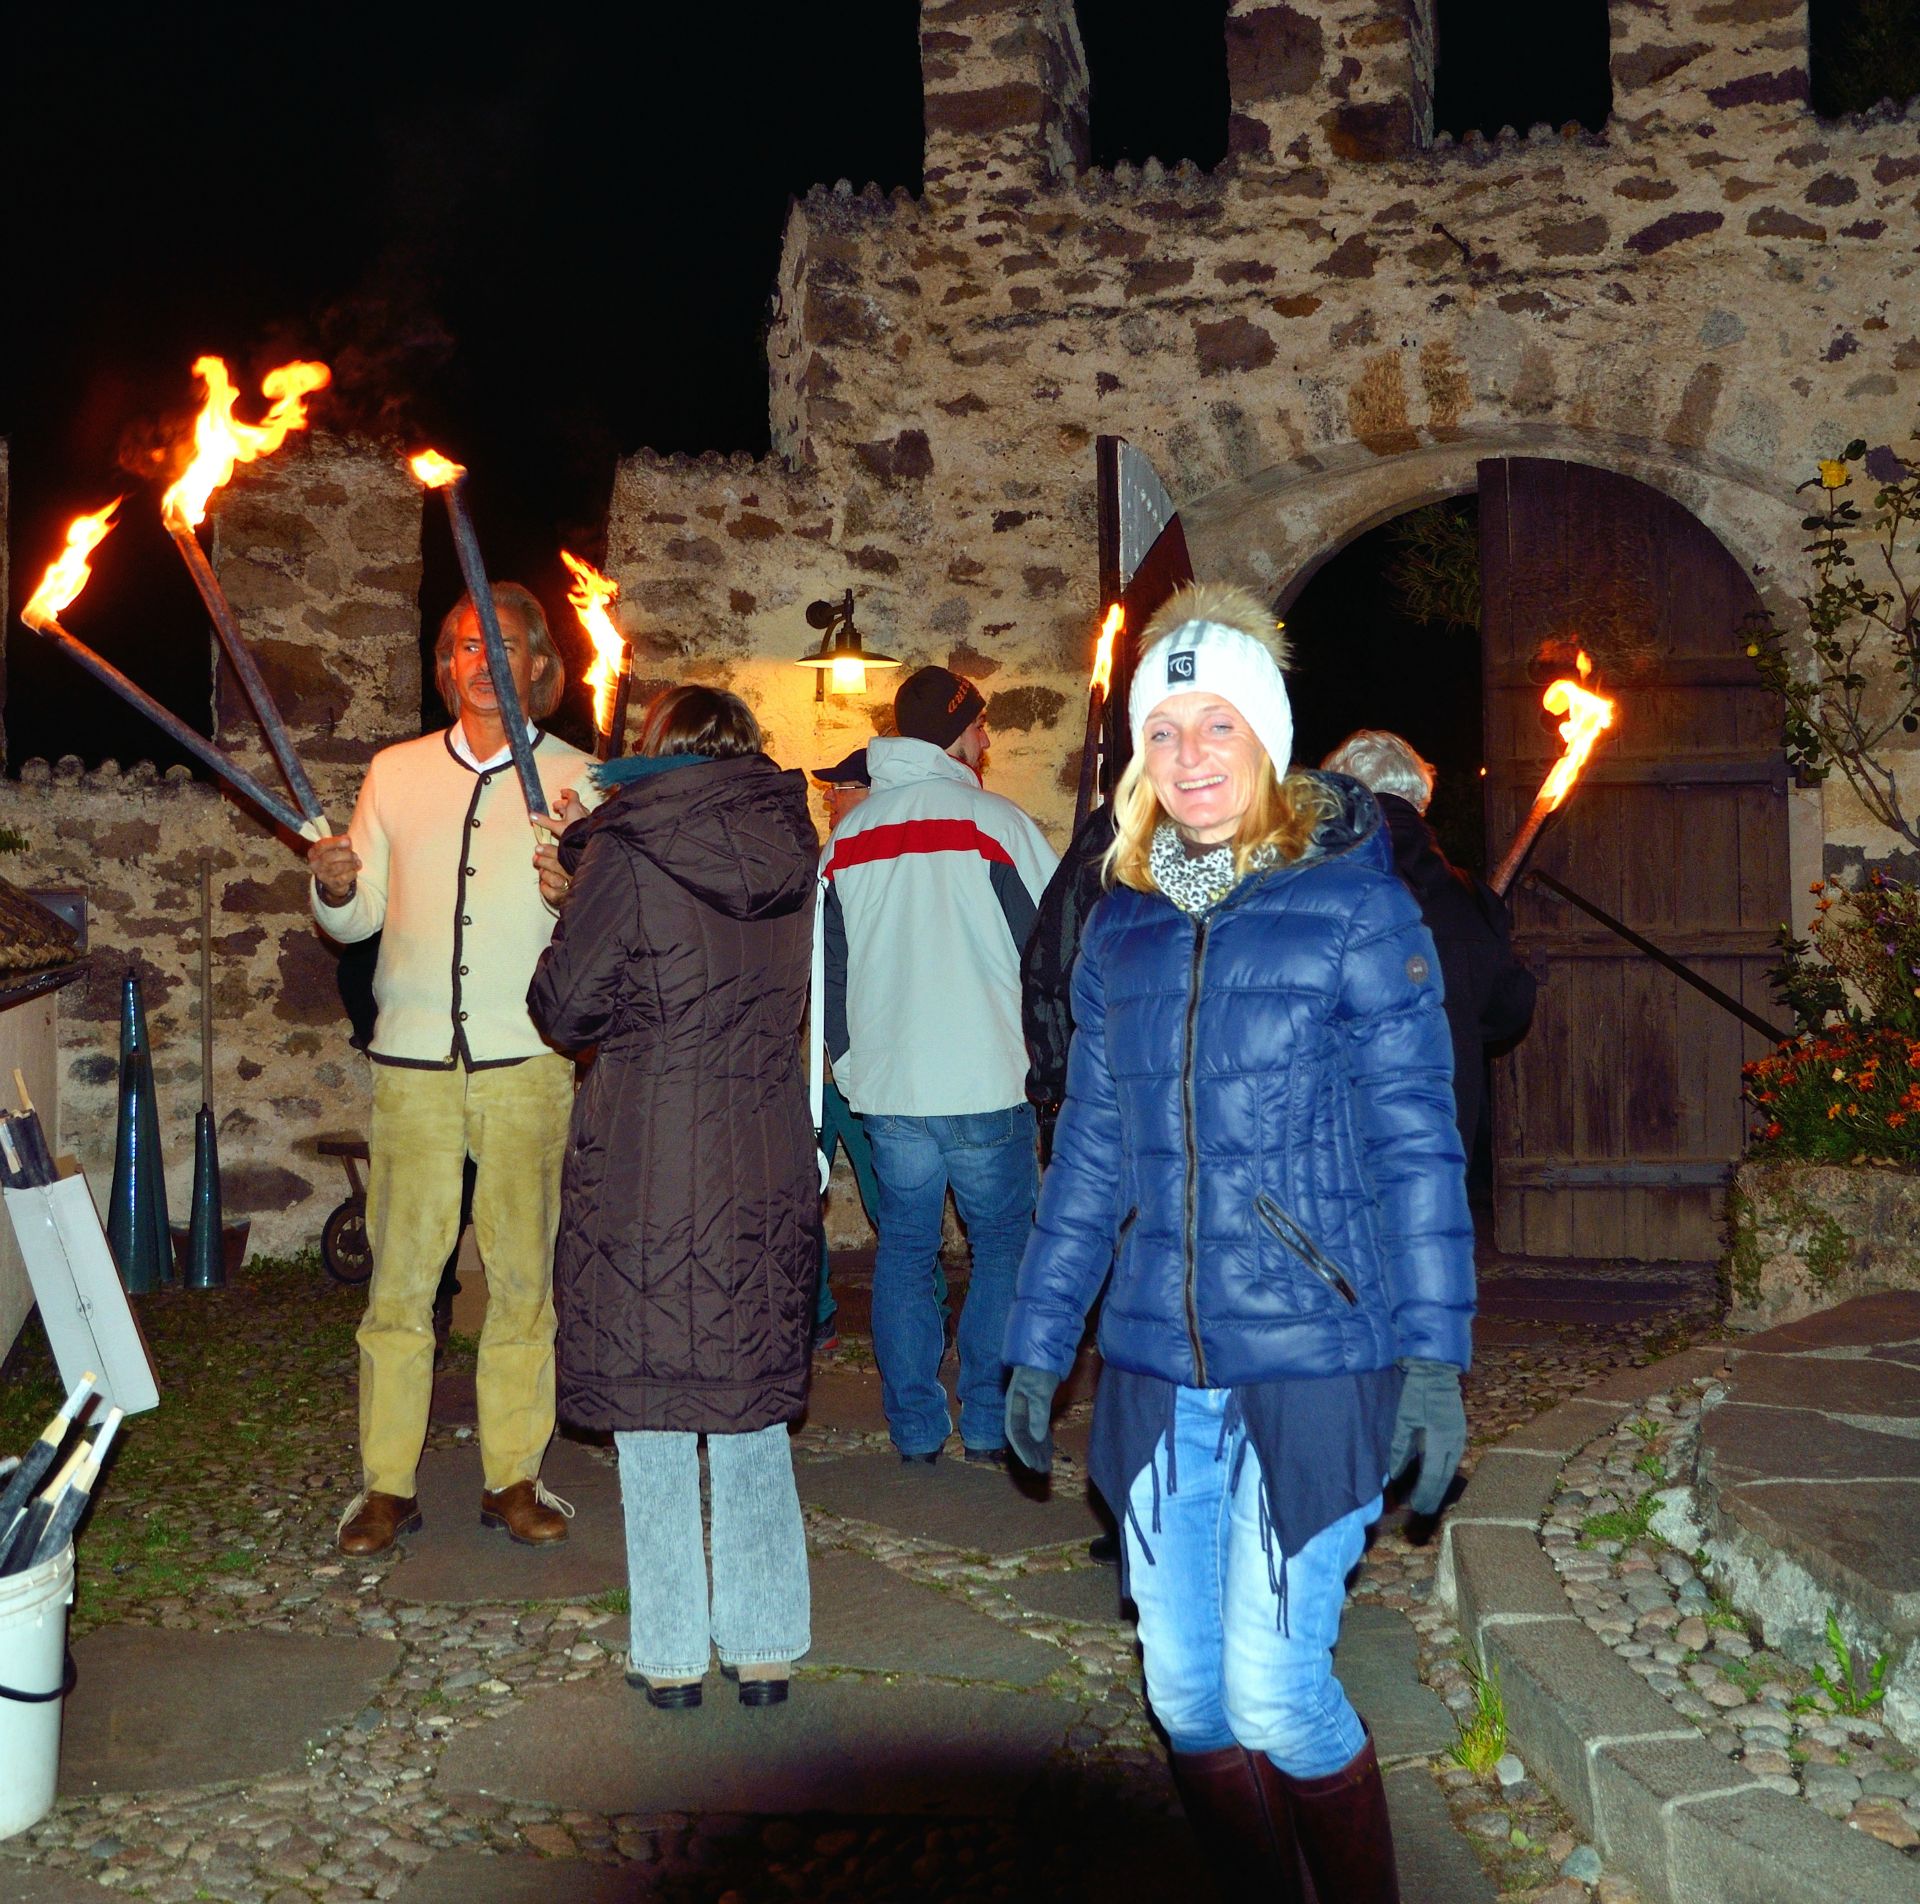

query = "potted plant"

[{"left": 1725, "top": 875, "right": 1920, "bottom": 1325}]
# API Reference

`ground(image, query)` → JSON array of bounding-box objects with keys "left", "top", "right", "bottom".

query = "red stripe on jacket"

[{"left": 823, "top": 817, "right": 1016, "bottom": 879}]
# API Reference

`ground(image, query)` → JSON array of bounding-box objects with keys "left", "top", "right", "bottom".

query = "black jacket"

[
  {"left": 1021, "top": 804, "right": 1119, "bottom": 1108},
  {"left": 528, "top": 753, "right": 819, "bottom": 1434},
  {"left": 1377, "top": 794, "right": 1536, "bottom": 1154}
]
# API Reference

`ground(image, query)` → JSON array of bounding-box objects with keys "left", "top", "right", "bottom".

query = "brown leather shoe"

[
  {"left": 479, "top": 1479, "right": 572, "bottom": 1546},
  {"left": 337, "top": 1492, "right": 422, "bottom": 1557}
]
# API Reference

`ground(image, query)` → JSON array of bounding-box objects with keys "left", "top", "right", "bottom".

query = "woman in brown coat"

[{"left": 528, "top": 686, "right": 819, "bottom": 1709}]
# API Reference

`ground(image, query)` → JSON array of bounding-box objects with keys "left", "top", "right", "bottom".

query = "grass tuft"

[{"left": 1447, "top": 1651, "right": 1508, "bottom": 1777}]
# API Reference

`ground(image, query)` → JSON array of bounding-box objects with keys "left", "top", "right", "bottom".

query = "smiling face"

[{"left": 1140, "top": 691, "right": 1267, "bottom": 845}]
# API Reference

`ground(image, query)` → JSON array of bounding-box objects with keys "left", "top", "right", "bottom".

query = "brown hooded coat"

[{"left": 528, "top": 752, "right": 819, "bottom": 1434}]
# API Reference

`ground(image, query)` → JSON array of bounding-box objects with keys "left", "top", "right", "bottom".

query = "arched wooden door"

[{"left": 1480, "top": 459, "right": 1789, "bottom": 1261}]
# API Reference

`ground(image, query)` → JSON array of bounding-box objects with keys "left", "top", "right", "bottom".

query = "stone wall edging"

[{"left": 1438, "top": 1352, "right": 1919, "bottom": 1904}]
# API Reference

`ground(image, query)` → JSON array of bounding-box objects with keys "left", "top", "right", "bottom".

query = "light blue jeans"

[
  {"left": 1124, "top": 1385, "right": 1378, "bottom": 1777},
  {"left": 864, "top": 1104, "right": 1038, "bottom": 1456},
  {"left": 615, "top": 1424, "right": 811, "bottom": 1681}
]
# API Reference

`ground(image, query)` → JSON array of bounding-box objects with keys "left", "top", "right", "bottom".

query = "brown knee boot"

[
  {"left": 1271, "top": 1731, "right": 1401, "bottom": 1904},
  {"left": 1169, "top": 1744, "right": 1307, "bottom": 1903}
]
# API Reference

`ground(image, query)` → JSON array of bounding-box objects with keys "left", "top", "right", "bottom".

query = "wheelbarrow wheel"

[{"left": 322, "top": 1194, "right": 374, "bottom": 1285}]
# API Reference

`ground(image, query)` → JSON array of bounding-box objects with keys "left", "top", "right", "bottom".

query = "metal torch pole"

[
  {"left": 1073, "top": 683, "right": 1105, "bottom": 834},
  {"left": 434, "top": 481, "right": 550, "bottom": 818},
  {"left": 168, "top": 526, "right": 326, "bottom": 831},
  {"left": 1488, "top": 794, "right": 1558, "bottom": 898},
  {"left": 601, "top": 642, "right": 634, "bottom": 763},
  {"left": 22, "top": 616, "right": 307, "bottom": 835}
]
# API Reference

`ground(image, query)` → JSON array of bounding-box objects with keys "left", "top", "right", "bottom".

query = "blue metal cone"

[
  {"left": 107, "top": 1047, "right": 169, "bottom": 1294},
  {"left": 181, "top": 1105, "right": 226, "bottom": 1289},
  {"left": 115, "top": 971, "right": 173, "bottom": 1283}
]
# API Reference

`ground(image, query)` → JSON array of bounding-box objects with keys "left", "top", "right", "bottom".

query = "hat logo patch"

[{"left": 1167, "top": 651, "right": 1196, "bottom": 684}]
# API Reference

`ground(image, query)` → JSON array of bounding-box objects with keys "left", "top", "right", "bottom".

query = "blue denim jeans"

[
  {"left": 615, "top": 1424, "right": 811, "bottom": 1681},
  {"left": 1124, "top": 1385, "right": 1378, "bottom": 1777},
  {"left": 816, "top": 1080, "right": 881, "bottom": 1336},
  {"left": 863, "top": 1104, "right": 1038, "bottom": 1456}
]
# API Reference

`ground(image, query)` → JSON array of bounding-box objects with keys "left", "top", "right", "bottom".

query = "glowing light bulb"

[{"left": 829, "top": 655, "right": 867, "bottom": 695}]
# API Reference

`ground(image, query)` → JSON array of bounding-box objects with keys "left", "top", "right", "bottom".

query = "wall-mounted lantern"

[{"left": 794, "top": 590, "right": 898, "bottom": 700}]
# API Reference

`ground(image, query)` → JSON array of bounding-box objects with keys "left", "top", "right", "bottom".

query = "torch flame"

[
  {"left": 160, "top": 357, "right": 331, "bottom": 531},
  {"left": 410, "top": 449, "right": 466, "bottom": 489},
  {"left": 1090, "top": 603, "right": 1124, "bottom": 699},
  {"left": 560, "top": 550, "right": 627, "bottom": 736},
  {"left": 23, "top": 502, "right": 121, "bottom": 629},
  {"left": 1536, "top": 652, "right": 1615, "bottom": 810}
]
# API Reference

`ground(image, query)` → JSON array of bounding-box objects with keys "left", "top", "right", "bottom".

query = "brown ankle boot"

[
  {"left": 1169, "top": 1744, "right": 1306, "bottom": 1903},
  {"left": 1273, "top": 1732, "right": 1401, "bottom": 1904}
]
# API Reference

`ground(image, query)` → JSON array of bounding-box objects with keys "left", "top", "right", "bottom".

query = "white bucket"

[{"left": 0, "top": 1542, "right": 73, "bottom": 1839}]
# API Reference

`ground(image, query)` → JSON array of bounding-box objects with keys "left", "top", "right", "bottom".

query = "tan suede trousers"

[{"left": 358, "top": 1054, "right": 574, "bottom": 1497}]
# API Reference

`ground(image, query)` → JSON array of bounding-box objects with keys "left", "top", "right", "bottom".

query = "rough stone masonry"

[{"left": 3, "top": 0, "right": 1919, "bottom": 1254}]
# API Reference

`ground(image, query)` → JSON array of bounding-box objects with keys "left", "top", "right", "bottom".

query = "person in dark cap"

[
  {"left": 820, "top": 667, "right": 1058, "bottom": 1463},
  {"left": 812, "top": 748, "right": 871, "bottom": 834}
]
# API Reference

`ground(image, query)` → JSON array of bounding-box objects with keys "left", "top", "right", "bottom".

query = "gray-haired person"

[{"left": 1321, "top": 731, "right": 1537, "bottom": 1161}]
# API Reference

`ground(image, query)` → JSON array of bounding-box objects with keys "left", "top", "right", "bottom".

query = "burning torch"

[
  {"left": 411, "top": 452, "right": 549, "bottom": 819},
  {"left": 560, "top": 551, "right": 632, "bottom": 761},
  {"left": 1488, "top": 653, "right": 1617, "bottom": 897},
  {"left": 21, "top": 505, "right": 308, "bottom": 836},
  {"left": 161, "top": 356, "right": 332, "bottom": 836},
  {"left": 1072, "top": 602, "right": 1125, "bottom": 832}
]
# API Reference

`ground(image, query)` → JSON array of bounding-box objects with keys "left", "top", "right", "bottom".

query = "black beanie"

[{"left": 894, "top": 666, "right": 985, "bottom": 750}]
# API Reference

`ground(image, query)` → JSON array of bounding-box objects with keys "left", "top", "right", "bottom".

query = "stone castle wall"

[
  {"left": 599, "top": 0, "right": 1920, "bottom": 875},
  {"left": 5, "top": 0, "right": 1920, "bottom": 1255}
]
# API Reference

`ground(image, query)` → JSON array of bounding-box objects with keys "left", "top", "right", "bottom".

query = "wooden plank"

[{"left": 1500, "top": 1161, "right": 1735, "bottom": 1188}]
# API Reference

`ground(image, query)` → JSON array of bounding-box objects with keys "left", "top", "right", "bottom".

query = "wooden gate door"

[{"left": 1480, "top": 459, "right": 1789, "bottom": 1261}]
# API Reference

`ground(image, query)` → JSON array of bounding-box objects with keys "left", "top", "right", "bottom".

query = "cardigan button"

[
  {"left": 459, "top": 965, "right": 469, "bottom": 975},
  {"left": 458, "top": 1011, "right": 469, "bottom": 1021},
  {"left": 464, "top": 866, "right": 475, "bottom": 877},
  {"left": 462, "top": 915, "right": 472, "bottom": 926}
]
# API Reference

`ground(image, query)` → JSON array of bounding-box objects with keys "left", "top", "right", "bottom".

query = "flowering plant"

[
  {"left": 1745, "top": 873, "right": 1920, "bottom": 1163},
  {"left": 1743, "top": 440, "right": 1920, "bottom": 850},
  {"left": 1742, "top": 1024, "right": 1920, "bottom": 1167}
]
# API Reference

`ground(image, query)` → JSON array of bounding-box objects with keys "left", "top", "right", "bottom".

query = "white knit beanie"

[{"left": 1128, "top": 583, "right": 1293, "bottom": 774}]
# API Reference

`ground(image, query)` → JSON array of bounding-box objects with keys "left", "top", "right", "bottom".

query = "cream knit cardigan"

[{"left": 312, "top": 728, "right": 598, "bottom": 1067}]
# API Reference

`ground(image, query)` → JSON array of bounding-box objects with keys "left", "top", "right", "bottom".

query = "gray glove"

[
  {"left": 1004, "top": 1365, "right": 1060, "bottom": 1475},
  {"left": 1388, "top": 1359, "right": 1466, "bottom": 1517}
]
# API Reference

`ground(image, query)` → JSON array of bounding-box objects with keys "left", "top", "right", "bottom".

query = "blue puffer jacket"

[{"left": 1004, "top": 775, "right": 1475, "bottom": 1388}]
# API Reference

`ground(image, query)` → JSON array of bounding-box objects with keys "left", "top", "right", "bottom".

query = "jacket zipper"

[
  {"left": 1181, "top": 919, "right": 1210, "bottom": 1384},
  {"left": 1253, "top": 1192, "right": 1359, "bottom": 1306}
]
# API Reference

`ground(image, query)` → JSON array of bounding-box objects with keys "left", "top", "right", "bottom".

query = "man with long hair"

[{"left": 310, "top": 583, "right": 597, "bottom": 1557}]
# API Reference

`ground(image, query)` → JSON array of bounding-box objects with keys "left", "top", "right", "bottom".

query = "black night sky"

[{"left": 2, "top": 1, "right": 1606, "bottom": 772}]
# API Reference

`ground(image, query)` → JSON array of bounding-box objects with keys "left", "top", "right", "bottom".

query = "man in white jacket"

[
  {"left": 310, "top": 584, "right": 595, "bottom": 1557},
  {"left": 822, "top": 667, "right": 1058, "bottom": 1462}
]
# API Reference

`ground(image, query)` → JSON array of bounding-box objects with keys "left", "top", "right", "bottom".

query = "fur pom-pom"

[{"left": 1138, "top": 582, "right": 1288, "bottom": 670}]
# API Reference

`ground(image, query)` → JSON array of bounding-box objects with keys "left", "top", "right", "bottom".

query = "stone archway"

[{"left": 1176, "top": 422, "right": 1804, "bottom": 628}]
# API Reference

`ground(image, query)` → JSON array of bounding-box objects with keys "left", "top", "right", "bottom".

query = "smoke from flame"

[
  {"left": 23, "top": 502, "right": 121, "bottom": 629},
  {"left": 410, "top": 449, "right": 466, "bottom": 489},
  {"left": 1537, "top": 651, "right": 1615, "bottom": 810},
  {"left": 161, "top": 357, "right": 331, "bottom": 531},
  {"left": 560, "top": 550, "right": 626, "bottom": 736},
  {"left": 1091, "top": 603, "right": 1124, "bottom": 699}
]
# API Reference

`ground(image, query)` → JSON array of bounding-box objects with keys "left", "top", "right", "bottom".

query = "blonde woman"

[{"left": 1002, "top": 584, "right": 1474, "bottom": 1902}]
